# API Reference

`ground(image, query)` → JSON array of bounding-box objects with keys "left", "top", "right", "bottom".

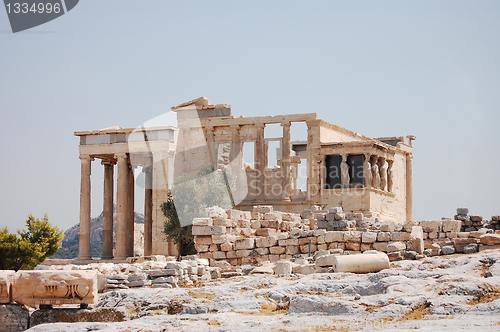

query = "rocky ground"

[{"left": 27, "top": 250, "right": 500, "bottom": 332}]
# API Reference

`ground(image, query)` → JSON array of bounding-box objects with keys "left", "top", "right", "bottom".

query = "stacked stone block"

[{"left": 193, "top": 206, "right": 500, "bottom": 265}]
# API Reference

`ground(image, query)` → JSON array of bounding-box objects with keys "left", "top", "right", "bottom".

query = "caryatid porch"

[{"left": 75, "top": 126, "right": 177, "bottom": 260}]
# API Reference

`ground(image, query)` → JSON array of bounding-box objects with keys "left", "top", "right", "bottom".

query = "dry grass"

[
  {"left": 188, "top": 290, "right": 215, "bottom": 300},
  {"left": 467, "top": 284, "right": 500, "bottom": 305},
  {"left": 274, "top": 325, "right": 350, "bottom": 332},
  {"left": 360, "top": 304, "right": 384, "bottom": 313},
  {"left": 399, "top": 303, "right": 431, "bottom": 322},
  {"left": 474, "top": 263, "right": 490, "bottom": 277},
  {"left": 238, "top": 303, "right": 288, "bottom": 316},
  {"left": 207, "top": 319, "right": 221, "bottom": 326}
]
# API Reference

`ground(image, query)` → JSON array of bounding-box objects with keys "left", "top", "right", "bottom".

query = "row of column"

[
  {"left": 363, "top": 154, "right": 393, "bottom": 192},
  {"left": 205, "top": 122, "right": 294, "bottom": 202},
  {"left": 78, "top": 153, "right": 153, "bottom": 260}
]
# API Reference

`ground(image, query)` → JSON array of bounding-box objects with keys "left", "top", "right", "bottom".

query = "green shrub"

[{"left": 0, "top": 214, "right": 63, "bottom": 271}]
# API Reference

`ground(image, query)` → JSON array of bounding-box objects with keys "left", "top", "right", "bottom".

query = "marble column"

[
  {"left": 114, "top": 153, "right": 128, "bottom": 260},
  {"left": 78, "top": 155, "right": 93, "bottom": 260},
  {"left": 205, "top": 126, "right": 217, "bottom": 166},
  {"left": 254, "top": 123, "right": 266, "bottom": 199},
  {"left": 281, "top": 122, "right": 291, "bottom": 201},
  {"left": 143, "top": 166, "right": 153, "bottom": 257},
  {"left": 406, "top": 154, "right": 413, "bottom": 221},
  {"left": 126, "top": 162, "right": 135, "bottom": 257},
  {"left": 101, "top": 160, "right": 115, "bottom": 260}
]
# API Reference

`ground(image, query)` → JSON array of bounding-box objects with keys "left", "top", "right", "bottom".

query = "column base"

[
  {"left": 76, "top": 255, "right": 92, "bottom": 261},
  {"left": 101, "top": 256, "right": 114, "bottom": 260}
]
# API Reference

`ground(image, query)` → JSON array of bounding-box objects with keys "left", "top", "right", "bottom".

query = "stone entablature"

[{"left": 0, "top": 270, "right": 97, "bottom": 306}]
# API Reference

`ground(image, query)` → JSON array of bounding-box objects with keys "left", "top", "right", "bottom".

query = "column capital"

[
  {"left": 101, "top": 158, "right": 116, "bottom": 166},
  {"left": 116, "top": 153, "right": 128, "bottom": 160},
  {"left": 281, "top": 121, "right": 291, "bottom": 128},
  {"left": 230, "top": 124, "right": 241, "bottom": 130},
  {"left": 79, "top": 155, "right": 94, "bottom": 162},
  {"left": 306, "top": 119, "right": 321, "bottom": 129},
  {"left": 254, "top": 123, "right": 266, "bottom": 130}
]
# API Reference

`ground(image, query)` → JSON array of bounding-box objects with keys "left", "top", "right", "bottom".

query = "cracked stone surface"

[{"left": 26, "top": 250, "right": 500, "bottom": 331}]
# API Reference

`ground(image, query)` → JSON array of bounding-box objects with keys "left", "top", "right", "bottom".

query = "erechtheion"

[{"left": 75, "top": 97, "right": 414, "bottom": 260}]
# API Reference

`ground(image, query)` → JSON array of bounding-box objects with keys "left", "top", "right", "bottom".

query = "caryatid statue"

[
  {"left": 340, "top": 154, "right": 350, "bottom": 188},
  {"left": 380, "top": 158, "right": 388, "bottom": 191},
  {"left": 363, "top": 153, "right": 372, "bottom": 187},
  {"left": 371, "top": 156, "right": 381, "bottom": 189}
]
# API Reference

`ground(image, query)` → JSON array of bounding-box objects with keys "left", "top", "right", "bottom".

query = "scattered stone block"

[
  {"left": 206, "top": 206, "right": 228, "bottom": 219},
  {"left": 192, "top": 226, "right": 226, "bottom": 236},
  {"left": 457, "top": 208, "right": 469, "bottom": 215},
  {"left": 234, "top": 238, "right": 255, "bottom": 250},
  {"left": 390, "top": 232, "right": 410, "bottom": 242},
  {"left": 212, "top": 251, "right": 226, "bottom": 259},
  {"left": 316, "top": 254, "right": 336, "bottom": 267},
  {"left": 344, "top": 231, "right": 362, "bottom": 243},
  {"left": 345, "top": 242, "right": 361, "bottom": 251},
  {"left": 372, "top": 242, "right": 388, "bottom": 252},
  {"left": 442, "top": 219, "right": 461, "bottom": 233},
  {"left": 407, "top": 226, "right": 424, "bottom": 254},
  {"left": 454, "top": 238, "right": 479, "bottom": 253},
  {"left": 274, "top": 261, "right": 292, "bottom": 276},
  {"left": 361, "top": 232, "right": 377, "bottom": 243},
  {"left": 255, "top": 236, "right": 278, "bottom": 248},
  {"left": 253, "top": 205, "right": 273, "bottom": 214},
  {"left": 377, "top": 232, "right": 391, "bottom": 242},
  {"left": 285, "top": 246, "right": 299, "bottom": 255},
  {"left": 194, "top": 235, "right": 214, "bottom": 245},
  {"left": 279, "top": 238, "right": 299, "bottom": 246},
  {"left": 235, "top": 249, "right": 253, "bottom": 258},
  {"left": 149, "top": 269, "right": 180, "bottom": 277},
  {"left": 333, "top": 252, "right": 390, "bottom": 273},
  {"left": 261, "top": 220, "right": 280, "bottom": 229},
  {"left": 345, "top": 213, "right": 363, "bottom": 222},
  {"left": 250, "top": 220, "right": 261, "bottom": 229},
  {"left": 402, "top": 220, "right": 418, "bottom": 232},
  {"left": 441, "top": 245, "right": 455, "bottom": 255},
  {"left": 12, "top": 270, "right": 98, "bottom": 306},
  {"left": 277, "top": 232, "right": 290, "bottom": 240},
  {"left": 380, "top": 221, "right": 396, "bottom": 232},
  {"left": 463, "top": 243, "right": 479, "bottom": 254},
  {"left": 470, "top": 215, "right": 483, "bottom": 222},
  {"left": 420, "top": 220, "right": 442, "bottom": 233},
  {"left": 269, "top": 246, "right": 286, "bottom": 255},
  {"left": 387, "top": 252, "right": 403, "bottom": 261},
  {"left": 192, "top": 218, "right": 213, "bottom": 227},
  {"left": 480, "top": 234, "right": 500, "bottom": 245},
  {"left": 300, "top": 209, "right": 314, "bottom": 219},
  {"left": 263, "top": 212, "right": 282, "bottom": 222},
  {"left": 386, "top": 242, "right": 406, "bottom": 252},
  {"left": 213, "top": 218, "right": 235, "bottom": 227}
]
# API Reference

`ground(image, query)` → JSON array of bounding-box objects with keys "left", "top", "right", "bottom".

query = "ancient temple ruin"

[{"left": 75, "top": 97, "right": 414, "bottom": 259}]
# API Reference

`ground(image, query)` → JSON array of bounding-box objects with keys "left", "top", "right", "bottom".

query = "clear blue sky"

[{"left": 1, "top": 0, "right": 499, "bottom": 232}]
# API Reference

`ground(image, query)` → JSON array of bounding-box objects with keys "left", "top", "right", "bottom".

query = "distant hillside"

[{"left": 53, "top": 207, "right": 144, "bottom": 259}]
